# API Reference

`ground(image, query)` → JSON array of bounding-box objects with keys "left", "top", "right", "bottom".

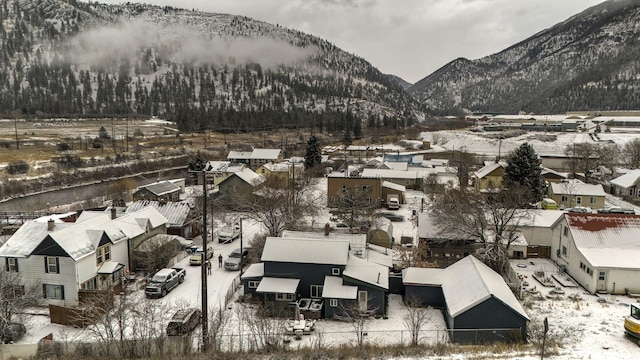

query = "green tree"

[
  {"left": 503, "top": 143, "right": 545, "bottom": 203},
  {"left": 304, "top": 135, "right": 322, "bottom": 170}
]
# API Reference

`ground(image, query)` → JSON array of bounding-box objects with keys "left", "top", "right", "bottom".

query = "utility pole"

[{"left": 14, "top": 116, "right": 19, "bottom": 150}]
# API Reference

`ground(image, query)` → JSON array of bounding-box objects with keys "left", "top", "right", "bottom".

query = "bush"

[{"left": 7, "top": 160, "right": 29, "bottom": 174}]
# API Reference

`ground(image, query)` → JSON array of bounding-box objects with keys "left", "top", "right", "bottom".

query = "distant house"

[
  {"left": 517, "top": 210, "right": 565, "bottom": 259},
  {"left": 205, "top": 161, "right": 245, "bottom": 187},
  {"left": 217, "top": 168, "right": 265, "bottom": 198},
  {"left": 132, "top": 180, "right": 181, "bottom": 202},
  {"left": 256, "top": 162, "right": 302, "bottom": 186},
  {"left": 227, "top": 148, "right": 282, "bottom": 169},
  {"left": 360, "top": 168, "right": 421, "bottom": 189},
  {"left": 326, "top": 175, "right": 382, "bottom": 207},
  {"left": 553, "top": 213, "right": 640, "bottom": 294},
  {"left": 416, "top": 213, "right": 475, "bottom": 267},
  {"left": 0, "top": 207, "right": 167, "bottom": 306},
  {"left": 126, "top": 200, "right": 197, "bottom": 239},
  {"left": 242, "top": 231, "right": 390, "bottom": 318},
  {"left": 403, "top": 256, "right": 529, "bottom": 344},
  {"left": 610, "top": 169, "right": 640, "bottom": 199},
  {"left": 541, "top": 167, "right": 568, "bottom": 184},
  {"left": 547, "top": 180, "right": 606, "bottom": 209},
  {"left": 473, "top": 162, "right": 505, "bottom": 192}
]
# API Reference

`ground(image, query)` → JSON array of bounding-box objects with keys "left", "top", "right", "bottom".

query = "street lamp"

[{"left": 188, "top": 152, "right": 209, "bottom": 352}]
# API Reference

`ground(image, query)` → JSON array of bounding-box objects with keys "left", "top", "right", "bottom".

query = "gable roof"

[
  {"left": 251, "top": 148, "right": 281, "bottom": 160},
  {"left": 610, "top": 169, "right": 640, "bottom": 189},
  {"left": 227, "top": 151, "right": 253, "bottom": 160},
  {"left": 442, "top": 256, "right": 528, "bottom": 320},
  {"left": 565, "top": 213, "right": 640, "bottom": 269},
  {"left": 474, "top": 162, "right": 503, "bottom": 179},
  {"left": 220, "top": 168, "right": 265, "bottom": 187},
  {"left": 262, "top": 237, "right": 349, "bottom": 265},
  {"left": 343, "top": 255, "right": 389, "bottom": 290},
  {"left": 549, "top": 182, "right": 606, "bottom": 196}
]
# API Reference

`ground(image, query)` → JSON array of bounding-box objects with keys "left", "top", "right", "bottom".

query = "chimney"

[
  {"left": 47, "top": 219, "right": 55, "bottom": 231},
  {"left": 111, "top": 206, "right": 117, "bottom": 220},
  {"left": 324, "top": 223, "right": 330, "bottom": 236}
]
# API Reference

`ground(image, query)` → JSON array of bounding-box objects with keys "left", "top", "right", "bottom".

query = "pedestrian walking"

[
  {"left": 218, "top": 254, "right": 223, "bottom": 268},
  {"left": 206, "top": 259, "right": 212, "bottom": 275}
]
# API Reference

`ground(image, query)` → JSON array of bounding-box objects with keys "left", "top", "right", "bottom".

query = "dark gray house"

[
  {"left": 242, "top": 234, "right": 389, "bottom": 318},
  {"left": 132, "top": 181, "right": 181, "bottom": 202},
  {"left": 403, "top": 256, "right": 529, "bottom": 344}
]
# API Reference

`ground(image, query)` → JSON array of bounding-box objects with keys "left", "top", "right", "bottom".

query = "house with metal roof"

[
  {"left": 402, "top": 256, "right": 529, "bottom": 344},
  {"left": 360, "top": 168, "right": 421, "bottom": 189},
  {"left": 554, "top": 213, "right": 640, "bottom": 294},
  {"left": 227, "top": 148, "right": 282, "bottom": 169},
  {"left": 0, "top": 207, "right": 167, "bottom": 306},
  {"left": 126, "top": 200, "right": 197, "bottom": 239},
  {"left": 132, "top": 180, "right": 181, "bottom": 202},
  {"left": 242, "top": 233, "right": 390, "bottom": 318},
  {"left": 217, "top": 168, "right": 265, "bottom": 198},
  {"left": 204, "top": 160, "right": 246, "bottom": 187},
  {"left": 547, "top": 180, "right": 607, "bottom": 209}
]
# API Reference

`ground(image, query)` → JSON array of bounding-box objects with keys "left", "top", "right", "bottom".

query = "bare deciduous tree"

[
  {"left": 428, "top": 185, "right": 531, "bottom": 274},
  {"left": 622, "top": 138, "right": 640, "bottom": 169},
  {"left": 337, "top": 299, "right": 378, "bottom": 347},
  {"left": 0, "top": 270, "right": 40, "bottom": 342},
  {"left": 403, "top": 295, "right": 431, "bottom": 346},
  {"left": 329, "top": 186, "right": 377, "bottom": 233}
]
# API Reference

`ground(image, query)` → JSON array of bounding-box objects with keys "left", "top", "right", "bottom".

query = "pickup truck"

[
  {"left": 224, "top": 247, "right": 250, "bottom": 271},
  {"left": 386, "top": 194, "right": 400, "bottom": 210},
  {"left": 144, "top": 267, "right": 185, "bottom": 298},
  {"left": 218, "top": 224, "right": 241, "bottom": 243}
]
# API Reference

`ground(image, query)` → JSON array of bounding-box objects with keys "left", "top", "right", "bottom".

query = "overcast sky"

[{"left": 91, "top": 0, "right": 605, "bottom": 83}]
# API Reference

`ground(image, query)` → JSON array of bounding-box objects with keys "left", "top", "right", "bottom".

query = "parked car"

[
  {"left": 566, "top": 206, "right": 592, "bottom": 213},
  {"left": 218, "top": 224, "right": 241, "bottom": 243},
  {"left": 166, "top": 308, "right": 202, "bottom": 336},
  {"left": 541, "top": 198, "right": 558, "bottom": 210},
  {"left": 145, "top": 267, "right": 186, "bottom": 298},
  {"left": 597, "top": 207, "right": 635, "bottom": 214},
  {"left": 189, "top": 245, "right": 214, "bottom": 265},
  {"left": 378, "top": 212, "right": 404, "bottom": 222},
  {"left": 224, "top": 247, "right": 250, "bottom": 271}
]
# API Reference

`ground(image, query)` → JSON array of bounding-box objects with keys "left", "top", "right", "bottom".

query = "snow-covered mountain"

[
  {"left": 0, "top": 0, "right": 421, "bottom": 132},
  {"left": 408, "top": 0, "right": 640, "bottom": 115}
]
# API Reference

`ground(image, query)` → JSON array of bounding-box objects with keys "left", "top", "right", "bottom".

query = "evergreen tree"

[
  {"left": 503, "top": 142, "right": 545, "bottom": 203},
  {"left": 304, "top": 134, "right": 322, "bottom": 169}
]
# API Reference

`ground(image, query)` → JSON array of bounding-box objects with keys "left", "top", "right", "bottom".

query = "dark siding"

[
  {"left": 32, "top": 236, "right": 71, "bottom": 257},
  {"left": 324, "top": 298, "right": 356, "bottom": 319},
  {"left": 451, "top": 296, "right": 527, "bottom": 344},
  {"left": 342, "top": 278, "right": 387, "bottom": 316},
  {"left": 263, "top": 261, "right": 345, "bottom": 298},
  {"left": 404, "top": 284, "right": 445, "bottom": 308},
  {"left": 242, "top": 276, "right": 261, "bottom": 297},
  {"left": 388, "top": 273, "right": 404, "bottom": 294}
]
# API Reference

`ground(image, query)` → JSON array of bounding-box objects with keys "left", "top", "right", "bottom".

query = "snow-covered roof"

[
  {"left": 136, "top": 181, "right": 180, "bottom": 196},
  {"left": 97, "top": 261, "right": 124, "bottom": 274},
  {"left": 365, "top": 243, "right": 394, "bottom": 268},
  {"left": 322, "top": 276, "right": 357, "bottom": 299},
  {"left": 566, "top": 214, "right": 640, "bottom": 269},
  {"left": 227, "top": 151, "right": 253, "bottom": 160},
  {"left": 205, "top": 160, "right": 231, "bottom": 172},
  {"left": 0, "top": 207, "right": 167, "bottom": 261},
  {"left": 126, "top": 200, "right": 191, "bottom": 227},
  {"left": 343, "top": 255, "right": 389, "bottom": 290},
  {"left": 256, "top": 277, "right": 299, "bottom": 294},
  {"left": 382, "top": 181, "right": 405, "bottom": 192},
  {"left": 474, "top": 162, "right": 503, "bottom": 179},
  {"left": 380, "top": 162, "right": 408, "bottom": 171},
  {"left": 549, "top": 182, "right": 606, "bottom": 196},
  {"left": 251, "top": 148, "right": 280, "bottom": 160},
  {"left": 360, "top": 168, "right": 419, "bottom": 179},
  {"left": 262, "top": 162, "right": 290, "bottom": 172},
  {"left": 442, "top": 256, "right": 529, "bottom": 320},
  {"left": 233, "top": 168, "right": 265, "bottom": 186},
  {"left": 33, "top": 212, "right": 78, "bottom": 223},
  {"left": 610, "top": 169, "right": 640, "bottom": 189},
  {"left": 416, "top": 213, "right": 459, "bottom": 240},
  {"left": 262, "top": 237, "right": 349, "bottom": 265},
  {"left": 402, "top": 267, "right": 448, "bottom": 286},
  {"left": 541, "top": 167, "right": 568, "bottom": 179},
  {"left": 517, "top": 209, "right": 565, "bottom": 228},
  {"left": 241, "top": 263, "right": 264, "bottom": 279},
  {"left": 281, "top": 230, "right": 366, "bottom": 259}
]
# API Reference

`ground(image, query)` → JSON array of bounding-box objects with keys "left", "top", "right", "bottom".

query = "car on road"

[
  {"left": 189, "top": 245, "right": 214, "bottom": 265},
  {"left": 378, "top": 212, "right": 405, "bottom": 222},
  {"left": 224, "top": 247, "right": 250, "bottom": 271},
  {"left": 597, "top": 207, "right": 636, "bottom": 214},
  {"left": 566, "top": 206, "right": 592, "bottom": 213}
]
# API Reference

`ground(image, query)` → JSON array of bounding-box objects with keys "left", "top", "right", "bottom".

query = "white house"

[
  {"left": 0, "top": 207, "right": 167, "bottom": 306},
  {"left": 553, "top": 213, "right": 640, "bottom": 294}
]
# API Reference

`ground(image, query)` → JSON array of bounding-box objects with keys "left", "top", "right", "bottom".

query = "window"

[
  {"left": 45, "top": 257, "right": 59, "bottom": 274},
  {"left": 590, "top": 197, "right": 597, "bottom": 204},
  {"left": 43, "top": 284, "right": 64, "bottom": 300},
  {"left": 275, "top": 293, "right": 293, "bottom": 301},
  {"left": 563, "top": 226, "right": 568, "bottom": 236},
  {"left": 81, "top": 277, "right": 97, "bottom": 290},
  {"left": 598, "top": 271, "right": 605, "bottom": 281},
  {"left": 5, "top": 257, "right": 18, "bottom": 272},
  {"left": 248, "top": 281, "right": 259, "bottom": 289},
  {"left": 341, "top": 185, "right": 347, "bottom": 192},
  {"left": 330, "top": 299, "right": 338, "bottom": 307},
  {"left": 630, "top": 189, "right": 634, "bottom": 196},
  {"left": 562, "top": 246, "right": 567, "bottom": 256},
  {"left": 96, "top": 245, "right": 111, "bottom": 266},
  {"left": 362, "top": 185, "right": 371, "bottom": 192},
  {"left": 310, "top": 285, "right": 323, "bottom": 298},
  {"left": 332, "top": 268, "right": 340, "bottom": 275},
  {"left": 10, "top": 285, "right": 24, "bottom": 297},
  {"left": 561, "top": 195, "right": 568, "bottom": 202},
  {"left": 575, "top": 196, "right": 582, "bottom": 205}
]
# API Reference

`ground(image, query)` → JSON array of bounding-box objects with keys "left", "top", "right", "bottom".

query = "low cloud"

[{"left": 67, "top": 19, "right": 317, "bottom": 69}]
